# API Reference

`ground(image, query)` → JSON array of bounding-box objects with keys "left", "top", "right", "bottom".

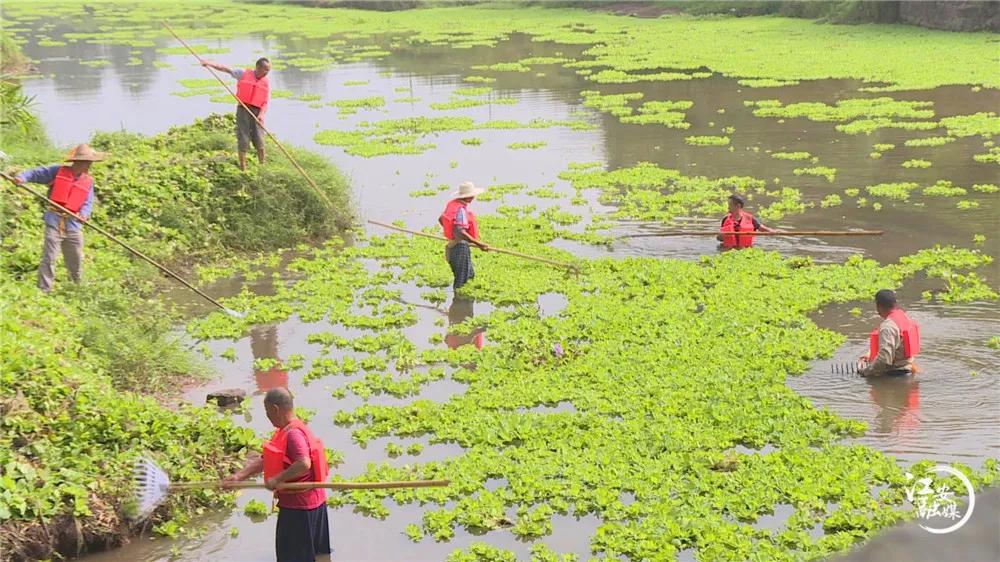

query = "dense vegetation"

[
  {"left": 2, "top": 1, "right": 997, "bottom": 560},
  {"left": 0, "top": 61, "right": 353, "bottom": 559}
]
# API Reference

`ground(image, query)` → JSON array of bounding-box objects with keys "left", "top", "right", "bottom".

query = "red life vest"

[
  {"left": 49, "top": 166, "right": 93, "bottom": 213},
  {"left": 720, "top": 211, "right": 756, "bottom": 249},
  {"left": 868, "top": 308, "right": 920, "bottom": 362},
  {"left": 439, "top": 198, "right": 479, "bottom": 241},
  {"left": 235, "top": 69, "right": 270, "bottom": 115},
  {"left": 262, "top": 418, "right": 329, "bottom": 484}
]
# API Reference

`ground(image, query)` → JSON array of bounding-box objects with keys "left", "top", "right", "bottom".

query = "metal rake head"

[
  {"left": 830, "top": 361, "right": 867, "bottom": 375},
  {"left": 130, "top": 458, "right": 171, "bottom": 520}
]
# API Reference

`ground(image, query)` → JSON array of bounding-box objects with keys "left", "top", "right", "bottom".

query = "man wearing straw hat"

[
  {"left": 13, "top": 144, "right": 105, "bottom": 292},
  {"left": 201, "top": 57, "right": 271, "bottom": 171},
  {"left": 439, "top": 181, "right": 489, "bottom": 290}
]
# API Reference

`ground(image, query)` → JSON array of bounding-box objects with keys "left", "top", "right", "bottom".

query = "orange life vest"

[
  {"left": 439, "top": 198, "right": 479, "bottom": 241},
  {"left": 49, "top": 166, "right": 92, "bottom": 213},
  {"left": 262, "top": 418, "right": 329, "bottom": 483},
  {"left": 720, "top": 211, "right": 756, "bottom": 249},
  {"left": 235, "top": 69, "right": 270, "bottom": 114},
  {"left": 868, "top": 308, "right": 920, "bottom": 362}
]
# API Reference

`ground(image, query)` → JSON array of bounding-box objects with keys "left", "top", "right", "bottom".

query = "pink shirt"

[{"left": 276, "top": 428, "right": 326, "bottom": 510}]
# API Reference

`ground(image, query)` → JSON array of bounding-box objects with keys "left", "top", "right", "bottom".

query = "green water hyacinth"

[
  {"left": 902, "top": 159, "right": 932, "bottom": 168},
  {"left": 685, "top": 135, "right": 730, "bottom": 146},
  {"left": 186, "top": 213, "right": 999, "bottom": 560},
  {"left": 793, "top": 166, "right": 836, "bottom": 182},
  {"left": 771, "top": 152, "right": 812, "bottom": 161}
]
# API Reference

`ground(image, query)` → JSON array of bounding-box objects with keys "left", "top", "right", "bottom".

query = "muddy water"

[{"left": 14, "top": 25, "right": 1000, "bottom": 562}]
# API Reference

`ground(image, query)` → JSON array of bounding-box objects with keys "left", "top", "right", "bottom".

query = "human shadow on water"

[
  {"left": 251, "top": 324, "right": 288, "bottom": 393},
  {"left": 865, "top": 374, "right": 921, "bottom": 436},
  {"left": 445, "top": 296, "right": 486, "bottom": 351}
]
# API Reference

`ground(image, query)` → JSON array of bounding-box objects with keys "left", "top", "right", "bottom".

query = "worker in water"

[
  {"left": 859, "top": 289, "right": 921, "bottom": 377},
  {"left": 13, "top": 144, "right": 105, "bottom": 292},
  {"left": 201, "top": 57, "right": 271, "bottom": 171},
  {"left": 225, "top": 388, "right": 330, "bottom": 561},
  {"left": 716, "top": 193, "right": 775, "bottom": 249},
  {"left": 439, "top": 181, "right": 489, "bottom": 290}
]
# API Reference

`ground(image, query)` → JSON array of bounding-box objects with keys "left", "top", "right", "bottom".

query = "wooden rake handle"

[
  {"left": 367, "top": 220, "right": 579, "bottom": 273},
  {"left": 169, "top": 479, "right": 450, "bottom": 491}
]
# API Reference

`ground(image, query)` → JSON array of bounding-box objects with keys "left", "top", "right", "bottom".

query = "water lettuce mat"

[
  {"left": 185, "top": 206, "right": 998, "bottom": 560},
  {"left": 4, "top": 1, "right": 998, "bottom": 91}
]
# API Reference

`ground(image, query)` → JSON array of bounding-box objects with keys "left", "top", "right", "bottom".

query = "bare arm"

[
  {"left": 201, "top": 60, "right": 234, "bottom": 75},
  {"left": 226, "top": 453, "right": 264, "bottom": 482},
  {"left": 457, "top": 227, "right": 488, "bottom": 250}
]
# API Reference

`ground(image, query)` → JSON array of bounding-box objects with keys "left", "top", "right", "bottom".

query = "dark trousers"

[{"left": 275, "top": 505, "right": 330, "bottom": 562}]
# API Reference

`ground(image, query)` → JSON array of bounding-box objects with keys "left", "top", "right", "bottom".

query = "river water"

[{"left": 11, "top": 21, "right": 1000, "bottom": 562}]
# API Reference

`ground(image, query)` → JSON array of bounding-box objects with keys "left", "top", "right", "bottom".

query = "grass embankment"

[{"left": 0, "top": 112, "right": 353, "bottom": 560}]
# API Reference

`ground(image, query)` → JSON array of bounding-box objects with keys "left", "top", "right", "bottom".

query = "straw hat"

[
  {"left": 453, "top": 181, "right": 485, "bottom": 198},
  {"left": 64, "top": 144, "right": 106, "bottom": 162}
]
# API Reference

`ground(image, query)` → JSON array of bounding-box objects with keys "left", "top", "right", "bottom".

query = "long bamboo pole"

[
  {"left": 368, "top": 219, "right": 580, "bottom": 273},
  {"left": 622, "top": 230, "right": 883, "bottom": 239},
  {"left": 169, "top": 479, "right": 450, "bottom": 491},
  {"left": 160, "top": 20, "right": 335, "bottom": 211},
  {"left": 1, "top": 171, "right": 243, "bottom": 317}
]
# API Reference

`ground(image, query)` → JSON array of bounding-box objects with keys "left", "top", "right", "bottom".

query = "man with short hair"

[
  {"left": 13, "top": 144, "right": 105, "bottom": 292},
  {"left": 439, "top": 181, "right": 489, "bottom": 290},
  {"left": 716, "top": 193, "right": 775, "bottom": 249},
  {"left": 859, "top": 289, "right": 921, "bottom": 377},
  {"left": 225, "top": 388, "right": 331, "bottom": 561},
  {"left": 201, "top": 57, "right": 271, "bottom": 171}
]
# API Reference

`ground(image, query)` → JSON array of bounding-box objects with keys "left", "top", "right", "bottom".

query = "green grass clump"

[
  {"left": 461, "top": 137, "right": 482, "bottom": 146},
  {"left": 902, "top": 159, "right": 932, "bottom": 168},
  {"left": 972, "top": 183, "right": 998, "bottom": 193},
  {"left": 685, "top": 135, "right": 730, "bottom": 146},
  {"left": 873, "top": 143, "right": 895, "bottom": 151}
]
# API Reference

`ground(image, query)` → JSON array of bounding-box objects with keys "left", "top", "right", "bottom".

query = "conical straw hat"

[
  {"left": 64, "top": 144, "right": 106, "bottom": 162},
  {"left": 452, "top": 181, "right": 485, "bottom": 198}
]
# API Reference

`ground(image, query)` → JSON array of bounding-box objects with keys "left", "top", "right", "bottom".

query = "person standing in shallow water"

[
  {"left": 859, "top": 289, "right": 921, "bottom": 377},
  {"left": 13, "top": 144, "right": 105, "bottom": 292},
  {"left": 225, "top": 388, "right": 330, "bottom": 561},
  {"left": 439, "top": 181, "right": 489, "bottom": 290},
  {"left": 201, "top": 57, "right": 271, "bottom": 171},
  {"left": 716, "top": 193, "right": 775, "bottom": 249}
]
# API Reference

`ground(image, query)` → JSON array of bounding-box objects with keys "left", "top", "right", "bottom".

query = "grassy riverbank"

[{"left": 0, "top": 104, "right": 352, "bottom": 558}]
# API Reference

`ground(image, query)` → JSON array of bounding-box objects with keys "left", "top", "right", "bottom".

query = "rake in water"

[
  {"left": 831, "top": 360, "right": 868, "bottom": 375},
  {"left": 131, "top": 458, "right": 450, "bottom": 520}
]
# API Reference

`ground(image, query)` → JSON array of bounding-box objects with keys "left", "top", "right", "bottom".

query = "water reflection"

[
  {"left": 250, "top": 325, "right": 288, "bottom": 393},
  {"left": 445, "top": 296, "right": 485, "bottom": 350},
  {"left": 866, "top": 376, "right": 921, "bottom": 436}
]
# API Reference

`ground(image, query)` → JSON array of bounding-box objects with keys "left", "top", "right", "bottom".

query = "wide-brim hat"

[
  {"left": 64, "top": 144, "right": 106, "bottom": 162},
  {"left": 453, "top": 181, "right": 485, "bottom": 198}
]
